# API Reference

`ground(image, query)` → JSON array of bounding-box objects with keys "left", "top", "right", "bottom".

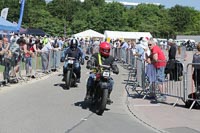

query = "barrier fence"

[
  {"left": 110, "top": 47, "right": 199, "bottom": 110},
  {"left": 0, "top": 50, "right": 63, "bottom": 85}
]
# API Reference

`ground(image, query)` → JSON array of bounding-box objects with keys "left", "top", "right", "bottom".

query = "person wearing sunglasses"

[{"left": 147, "top": 39, "right": 167, "bottom": 102}]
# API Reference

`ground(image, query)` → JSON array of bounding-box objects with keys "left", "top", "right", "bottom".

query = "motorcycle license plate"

[
  {"left": 103, "top": 71, "right": 109, "bottom": 77},
  {"left": 68, "top": 60, "right": 74, "bottom": 64}
]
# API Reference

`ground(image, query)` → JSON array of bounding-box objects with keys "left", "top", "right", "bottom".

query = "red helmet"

[{"left": 99, "top": 42, "right": 111, "bottom": 57}]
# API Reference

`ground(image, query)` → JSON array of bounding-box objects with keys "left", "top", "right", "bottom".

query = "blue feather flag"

[{"left": 17, "top": 0, "right": 25, "bottom": 31}]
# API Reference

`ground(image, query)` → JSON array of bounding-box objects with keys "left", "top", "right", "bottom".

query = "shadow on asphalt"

[
  {"left": 54, "top": 82, "right": 81, "bottom": 90},
  {"left": 74, "top": 100, "right": 110, "bottom": 115},
  {"left": 158, "top": 101, "right": 186, "bottom": 108},
  {"left": 74, "top": 100, "right": 96, "bottom": 113},
  {"left": 128, "top": 93, "right": 145, "bottom": 99},
  {"left": 54, "top": 83, "right": 70, "bottom": 90},
  {"left": 127, "top": 93, "right": 200, "bottom": 109}
]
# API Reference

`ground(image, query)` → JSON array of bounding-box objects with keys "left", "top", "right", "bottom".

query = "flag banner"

[
  {"left": 1, "top": 8, "right": 9, "bottom": 20},
  {"left": 17, "top": 0, "right": 25, "bottom": 30}
]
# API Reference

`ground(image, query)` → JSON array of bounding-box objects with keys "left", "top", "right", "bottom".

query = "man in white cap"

[
  {"left": 134, "top": 37, "right": 146, "bottom": 60},
  {"left": 168, "top": 39, "right": 177, "bottom": 60}
]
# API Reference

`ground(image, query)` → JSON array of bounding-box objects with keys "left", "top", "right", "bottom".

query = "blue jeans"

[
  {"left": 156, "top": 67, "right": 165, "bottom": 84},
  {"left": 41, "top": 52, "right": 49, "bottom": 72},
  {"left": 52, "top": 51, "right": 60, "bottom": 69},
  {"left": 63, "top": 60, "right": 81, "bottom": 79},
  {"left": 25, "top": 57, "right": 32, "bottom": 75}
]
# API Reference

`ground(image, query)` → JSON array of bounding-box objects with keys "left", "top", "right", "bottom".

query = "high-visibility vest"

[
  {"left": 43, "top": 38, "right": 48, "bottom": 45},
  {"left": 98, "top": 53, "right": 103, "bottom": 72}
]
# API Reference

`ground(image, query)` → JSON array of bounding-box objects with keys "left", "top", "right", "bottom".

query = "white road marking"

[{"left": 133, "top": 104, "right": 160, "bottom": 107}]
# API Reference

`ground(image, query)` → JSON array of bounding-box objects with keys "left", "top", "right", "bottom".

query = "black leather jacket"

[{"left": 86, "top": 53, "right": 119, "bottom": 74}]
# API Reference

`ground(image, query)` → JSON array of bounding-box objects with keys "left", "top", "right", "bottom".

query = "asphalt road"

[{"left": 0, "top": 63, "right": 158, "bottom": 133}]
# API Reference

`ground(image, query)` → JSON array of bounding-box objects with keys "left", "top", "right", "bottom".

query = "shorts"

[{"left": 156, "top": 67, "right": 165, "bottom": 84}]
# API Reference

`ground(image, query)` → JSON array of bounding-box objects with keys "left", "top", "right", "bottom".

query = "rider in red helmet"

[
  {"left": 84, "top": 42, "right": 119, "bottom": 104},
  {"left": 99, "top": 42, "right": 111, "bottom": 57}
]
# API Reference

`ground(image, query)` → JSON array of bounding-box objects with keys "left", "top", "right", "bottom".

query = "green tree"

[
  {"left": 130, "top": 4, "right": 173, "bottom": 38},
  {"left": 100, "top": 2, "right": 127, "bottom": 31},
  {"left": 2, "top": 0, "right": 200, "bottom": 37},
  {"left": 169, "top": 5, "right": 194, "bottom": 33}
]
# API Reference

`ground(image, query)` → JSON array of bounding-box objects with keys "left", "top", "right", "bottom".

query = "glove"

[
  {"left": 86, "top": 60, "right": 92, "bottom": 69},
  {"left": 81, "top": 58, "right": 84, "bottom": 65},
  {"left": 112, "top": 65, "right": 119, "bottom": 75},
  {"left": 60, "top": 57, "right": 65, "bottom": 62},
  {"left": 86, "top": 64, "right": 91, "bottom": 69}
]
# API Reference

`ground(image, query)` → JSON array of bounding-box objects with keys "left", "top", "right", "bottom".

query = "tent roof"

[
  {"left": 74, "top": 29, "right": 105, "bottom": 38},
  {"left": 20, "top": 28, "right": 46, "bottom": 36},
  {"left": 104, "top": 30, "right": 152, "bottom": 40},
  {"left": 0, "top": 17, "right": 18, "bottom": 31}
]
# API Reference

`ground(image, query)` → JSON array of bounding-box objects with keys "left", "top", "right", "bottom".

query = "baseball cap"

[{"left": 168, "top": 39, "right": 174, "bottom": 43}]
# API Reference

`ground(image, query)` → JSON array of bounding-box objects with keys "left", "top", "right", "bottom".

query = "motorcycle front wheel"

[
  {"left": 65, "top": 71, "right": 71, "bottom": 89},
  {"left": 96, "top": 89, "right": 108, "bottom": 115}
]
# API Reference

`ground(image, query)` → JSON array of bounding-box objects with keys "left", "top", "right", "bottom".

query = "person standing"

[
  {"left": 120, "top": 39, "right": 128, "bottom": 64},
  {"left": 168, "top": 39, "right": 177, "bottom": 60},
  {"left": 148, "top": 39, "right": 166, "bottom": 102},
  {"left": 192, "top": 42, "right": 200, "bottom": 99},
  {"left": 2, "top": 37, "right": 11, "bottom": 84},
  {"left": 40, "top": 38, "right": 53, "bottom": 73},
  {"left": 167, "top": 39, "right": 177, "bottom": 80},
  {"left": 134, "top": 37, "right": 145, "bottom": 60}
]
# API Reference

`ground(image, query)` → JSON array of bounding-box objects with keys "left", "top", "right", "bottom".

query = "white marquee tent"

[
  {"left": 73, "top": 29, "right": 105, "bottom": 39},
  {"left": 104, "top": 30, "right": 152, "bottom": 40}
]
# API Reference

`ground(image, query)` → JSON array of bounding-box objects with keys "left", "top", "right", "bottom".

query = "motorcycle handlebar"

[
  {"left": 66, "top": 57, "right": 76, "bottom": 60},
  {"left": 89, "top": 65, "right": 112, "bottom": 71}
]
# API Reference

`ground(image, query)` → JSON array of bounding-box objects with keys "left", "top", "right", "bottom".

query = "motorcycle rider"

[
  {"left": 60, "top": 38, "right": 85, "bottom": 83},
  {"left": 84, "top": 42, "right": 119, "bottom": 104}
]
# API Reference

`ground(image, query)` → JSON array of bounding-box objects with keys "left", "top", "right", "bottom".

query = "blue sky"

[
  {"left": 45, "top": 0, "right": 200, "bottom": 11},
  {"left": 114, "top": 0, "right": 200, "bottom": 10}
]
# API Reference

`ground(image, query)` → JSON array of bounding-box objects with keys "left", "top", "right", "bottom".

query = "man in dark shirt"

[
  {"left": 167, "top": 39, "right": 177, "bottom": 80},
  {"left": 168, "top": 39, "right": 177, "bottom": 60}
]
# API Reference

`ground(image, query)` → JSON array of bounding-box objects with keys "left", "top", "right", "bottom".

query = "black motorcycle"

[
  {"left": 89, "top": 64, "right": 112, "bottom": 115},
  {"left": 63, "top": 57, "right": 77, "bottom": 89},
  {"left": 186, "top": 42, "right": 195, "bottom": 51}
]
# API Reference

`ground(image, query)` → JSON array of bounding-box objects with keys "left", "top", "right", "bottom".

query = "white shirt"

[{"left": 41, "top": 42, "right": 52, "bottom": 52}]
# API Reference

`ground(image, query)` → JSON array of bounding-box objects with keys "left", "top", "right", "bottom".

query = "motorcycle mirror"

[{"left": 85, "top": 56, "right": 89, "bottom": 60}]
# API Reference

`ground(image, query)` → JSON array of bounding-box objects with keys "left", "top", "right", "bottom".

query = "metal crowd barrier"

[
  {"left": 126, "top": 56, "right": 146, "bottom": 96},
  {"left": 163, "top": 61, "right": 185, "bottom": 106},
  {"left": 111, "top": 47, "right": 198, "bottom": 109},
  {"left": 0, "top": 50, "right": 64, "bottom": 86},
  {"left": 185, "top": 63, "right": 200, "bottom": 109}
]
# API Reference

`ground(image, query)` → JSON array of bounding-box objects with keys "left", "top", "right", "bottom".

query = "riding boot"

[
  {"left": 84, "top": 86, "right": 91, "bottom": 101},
  {"left": 107, "top": 91, "right": 113, "bottom": 104}
]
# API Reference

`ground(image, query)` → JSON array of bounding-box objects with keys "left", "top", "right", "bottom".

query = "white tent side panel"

[{"left": 104, "top": 30, "right": 152, "bottom": 40}]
